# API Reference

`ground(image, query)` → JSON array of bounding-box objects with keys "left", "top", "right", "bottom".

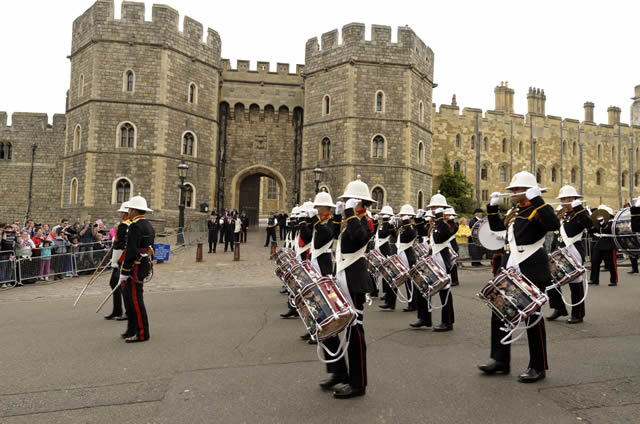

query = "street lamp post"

[
  {"left": 177, "top": 160, "right": 189, "bottom": 245},
  {"left": 313, "top": 164, "right": 324, "bottom": 194}
]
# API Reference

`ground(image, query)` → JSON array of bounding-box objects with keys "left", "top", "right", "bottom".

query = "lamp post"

[
  {"left": 313, "top": 164, "right": 324, "bottom": 194},
  {"left": 177, "top": 160, "right": 189, "bottom": 245}
]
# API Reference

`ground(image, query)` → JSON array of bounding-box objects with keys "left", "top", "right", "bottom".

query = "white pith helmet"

[
  {"left": 445, "top": 207, "right": 457, "bottom": 217},
  {"left": 597, "top": 204, "right": 614, "bottom": 216},
  {"left": 398, "top": 204, "right": 416, "bottom": 216},
  {"left": 425, "top": 210, "right": 434, "bottom": 219},
  {"left": 313, "top": 191, "right": 336, "bottom": 208},
  {"left": 291, "top": 206, "right": 301, "bottom": 217},
  {"left": 339, "top": 176, "right": 376, "bottom": 203},
  {"left": 556, "top": 185, "right": 583, "bottom": 199},
  {"left": 379, "top": 205, "right": 394, "bottom": 216},
  {"left": 123, "top": 196, "right": 153, "bottom": 212},
  {"left": 117, "top": 202, "right": 129, "bottom": 213},
  {"left": 427, "top": 191, "right": 449, "bottom": 208},
  {"left": 301, "top": 200, "right": 315, "bottom": 212},
  {"left": 505, "top": 171, "right": 538, "bottom": 190}
]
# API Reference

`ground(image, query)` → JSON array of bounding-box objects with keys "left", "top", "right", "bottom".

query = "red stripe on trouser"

[
  {"left": 131, "top": 282, "right": 145, "bottom": 340},
  {"left": 612, "top": 249, "right": 618, "bottom": 283},
  {"left": 355, "top": 326, "right": 365, "bottom": 388}
]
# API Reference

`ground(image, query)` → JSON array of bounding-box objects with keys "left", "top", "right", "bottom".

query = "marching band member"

[
  {"left": 376, "top": 206, "right": 396, "bottom": 310},
  {"left": 549, "top": 185, "right": 592, "bottom": 323},
  {"left": 330, "top": 177, "right": 376, "bottom": 399},
  {"left": 386, "top": 205, "right": 417, "bottom": 314},
  {"left": 281, "top": 205, "right": 310, "bottom": 319},
  {"left": 588, "top": 204, "right": 618, "bottom": 286},
  {"left": 105, "top": 203, "right": 130, "bottom": 321},
  {"left": 479, "top": 171, "right": 559, "bottom": 382},
  {"left": 445, "top": 207, "right": 460, "bottom": 287}
]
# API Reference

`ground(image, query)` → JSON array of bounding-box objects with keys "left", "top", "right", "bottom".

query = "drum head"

[{"left": 478, "top": 221, "right": 506, "bottom": 251}]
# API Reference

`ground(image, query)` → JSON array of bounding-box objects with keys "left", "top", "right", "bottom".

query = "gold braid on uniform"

[{"left": 503, "top": 208, "right": 518, "bottom": 228}]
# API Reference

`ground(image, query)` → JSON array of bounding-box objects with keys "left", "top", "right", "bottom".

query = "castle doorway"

[{"left": 233, "top": 165, "right": 287, "bottom": 227}]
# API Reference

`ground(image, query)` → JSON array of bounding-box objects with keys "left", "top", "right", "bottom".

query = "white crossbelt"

[{"left": 506, "top": 222, "right": 545, "bottom": 273}]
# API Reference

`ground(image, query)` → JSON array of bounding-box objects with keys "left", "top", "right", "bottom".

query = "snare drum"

[
  {"left": 548, "top": 247, "right": 585, "bottom": 288},
  {"left": 379, "top": 255, "right": 411, "bottom": 289},
  {"left": 612, "top": 208, "right": 640, "bottom": 255},
  {"left": 294, "top": 277, "right": 356, "bottom": 341},
  {"left": 282, "top": 260, "right": 321, "bottom": 297},
  {"left": 447, "top": 246, "right": 458, "bottom": 268},
  {"left": 412, "top": 243, "right": 430, "bottom": 259},
  {"left": 365, "top": 250, "right": 387, "bottom": 276},
  {"left": 274, "top": 248, "right": 296, "bottom": 268},
  {"left": 477, "top": 268, "right": 547, "bottom": 329},
  {"left": 409, "top": 256, "right": 451, "bottom": 299}
]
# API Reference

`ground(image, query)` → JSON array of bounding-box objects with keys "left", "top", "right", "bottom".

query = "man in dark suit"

[
  {"left": 264, "top": 213, "right": 277, "bottom": 247},
  {"left": 277, "top": 210, "right": 288, "bottom": 241},
  {"left": 223, "top": 213, "right": 235, "bottom": 252},
  {"left": 207, "top": 210, "right": 220, "bottom": 253}
]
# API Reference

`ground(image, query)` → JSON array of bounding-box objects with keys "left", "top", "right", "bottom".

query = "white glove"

[
  {"left": 219, "top": 218, "right": 224, "bottom": 225},
  {"left": 525, "top": 187, "right": 542, "bottom": 200},
  {"left": 416, "top": 209, "right": 425, "bottom": 219},
  {"left": 373, "top": 214, "right": 379, "bottom": 221},
  {"left": 571, "top": 199, "right": 582, "bottom": 208},
  {"left": 307, "top": 209, "right": 318, "bottom": 218},
  {"left": 345, "top": 198, "right": 359, "bottom": 210},
  {"left": 118, "top": 274, "right": 129, "bottom": 284},
  {"left": 402, "top": 215, "right": 410, "bottom": 220},
  {"left": 335, "top": 201, "right": 344, "bottom": 215},
  {"left": 635, "top": 197, "right": 640, "bottom": 207},
  {"left": 389, "top": 216, "right": 397, "bottom": 225},
  {"left": 435, "top": 208, "right": 443, "bottom": 215},
  {"left": 490, "top": 192, "right": 501, "bottom": 206}
]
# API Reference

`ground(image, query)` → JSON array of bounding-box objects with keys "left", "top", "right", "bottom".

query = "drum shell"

[
  {"left": 282, "top": 260, "right": 320, "bottom": 297},
  {"left": 365, "top": 250, "right": 387, "bottom": 276},
  {"left": 379, "top": 256, "right": 411, "bottom": 289},
  {"left": 548, "top": 247, "right": 584, "bottom": 288},
  {"left": 612, "top": 208, "right": 640, "bottom": 255},
  {"left": 409, "top": 257, "right": 450, "bottom": 299}
]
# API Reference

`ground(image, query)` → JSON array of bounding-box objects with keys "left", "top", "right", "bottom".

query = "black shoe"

[
  {"left": 567, "top": 317, "right": 583, "bottom": 324},
  {"left": 402, "top": 307, "right": 416, "bottom": 312},
  {"left": 319, "top": 374, "right": 348, "bottom": 390},
  {"left": 208, "top": 250, "right": 212, "bottom": 254},
  {"left": 380, "top": 296, "right": 387, "bottom": 302},
  {"left": 433, "top": 323, "right": 453, "bottom": 332},
  {"left": 121, "top": 332, "right": 134, "bottom": 339},
  {"left": 333, "top": 384, "right": 366, "bottom": 399},
  {"left": 409, "top": 319, "right": 431, "bottom": 328},
  {"left": 280, "top": 310, "right": 297, "bottom": 319},
  {"left": 125, "top": 334, "right": 149, "bottom": 343},
  {"left": 378, "top": 304, "right": 395, "bottom": 310},
  {"left": 115, "top": 314, "right": 128, "bottom": 321},
  {"left": 300, "top": 333, "right": 311, "bottom": 341},
  {"left": 608, "top": 283, "right": 617, "bottom": 286},
  {"left": 104, "top": 314, "right": 117, "bottom": 320},
  {"left": 628, "top": 270, "right": 638, "bottom": 274},
  {"left": 450, "top": 282, "right": 459, "bottom": 286},
  {"left": 588, "top": 281, "right": 599, "bottom": 285},
  {"left": 279, "top": 288, "right": 288, "bottom": 294},
  {"left": 478, "top": 359, "right": 510, "bottom": 375},
  {"left": 518, "top": 368, "right": 545, "bottom": 383},
  {"left": 307, "top": 339, "right": 317, "bottom": 345},
  {"left": 547, "top": 309, "right": 568, "bottom": 321}
]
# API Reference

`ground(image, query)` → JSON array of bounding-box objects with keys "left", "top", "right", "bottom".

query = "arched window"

[
  {"left": 184, "top": 183, "right": 195, "bottom": 208},
  {"left": 635, "top": 172, "right": 639, "bottom": 187},
  {"left": 418, "top": 141, "right": 424, "bottom": 165},
  {"left": 455, "top": 134, "right": 461, "bottom": 149},
  {"left": 572, "top": 141, "right": 577, "bottom": 156},
  {"left": 481, "top": 164, "right": 488, "bottom": 181},
  {"left": 115, "top": 178, "right": 131, "bottom": 204},
  {"left": 322, "top": 95, "right": 330, "bottom": 116},
  {"left": 502, "top": 138, "right": 507, "bottom": 153},
  {"left": 372, "top": 135, "right": 385, "bottom": 159},
  {"left": 597, "top": 144, "right": 602, "bottom": 160},
  {"left": 5, "top": 142, "right": 11, "bottom": 160},
  {"left": 453, "top": 161, "right": 461, "bottom": 174},
  {"left": 518, "top": 141, "right": 523, "bottom": 155},
  {"left": 611, "top": 146, "right": 616, "bottom": 161},
  {"left": 483, "top": 137, "right": 488, "bottom": 151},
  {"left": 636, "top": 147, "right": 639, "bottom": 162},
  {"left": 470, "top": 135, "right": 475, "bottom": 150},
  {"left": 571, "top": 168, "right": 577, "bottom": 184},
  {"left": 73, "top": 125, "right": 81, "bottom": 151},
  {"left": 417, "top": 191, "right": 424, "bottom": 209},
  {"left": 562, "top": 140, "right": 567, "bottom": 156},
  {"left": 70, "top": 178, "right": 78, "bottom": 204},
  {"left": 119, "top": 122, "right": 135, "bottom": 148},
  {"left": 188, "top": 82, "right": 197, "bottom": 104},
  {"left": 499, "top": 165, "right": 506, "bottom": 182},
  {"left": 375, "top": 91, "right": 385, "bottom": 112},
  {"left": 536, "top": 167, "right": 543, "bottom": 184},
  {"left": 0, "top": 143, "right": 4, "bottom": 159},
  {"left": 371, "top": 186, "right": 385, "bottom": 205},
  {"left": 622, "top": 171, "right": 628, "bottom": 187},
  {"left": 596, "top": 170, "right": 602, "bottom": 186},
  {"left": 321, "top": 137, "right": 331, "bottom": 160},
  {"left": 551, "top": 167, "right": 557, "bottom": 183},
  {"left": 78, "top": 74, "right": 84, "bottom": 97},
  {"left": 124, "top": 70, "right": 134, "bottom": 92},
  {"left": 182, "top": 132, "right": 195, "bottom": 156},
  {"left": 419, "top": 101, "right": 424, "bottom": 122}
]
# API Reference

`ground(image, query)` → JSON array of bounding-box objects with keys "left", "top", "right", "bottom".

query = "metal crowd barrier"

[{"left": 0, "top": 251, "right": 17, "bottom": 289}]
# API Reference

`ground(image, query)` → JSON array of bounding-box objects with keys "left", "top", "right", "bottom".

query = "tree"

[{"left": 434, "top": 155, "right": 474, "bottom": 213}]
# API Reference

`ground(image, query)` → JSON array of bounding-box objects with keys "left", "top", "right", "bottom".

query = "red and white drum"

[
  {"left": 412, "top": 243, "right": 430, "bottom": 259},
  {"left": 274, "top": 248, "right": 296, "bottom": 268},
  {"left": 477, "top": 268, "right": 547, "bottom": 330},
  {"left": 379, "top": 255, "right": 411, "bottom": 289},
  {"left": 611, "top": 207, "right": 640, "bottom": 255},
  {"left": 282, "top": 260, "right": 320, "bottom": 297},
  {"left": 447, "top": 246, "right": 458, "bottom": 268},
  {"left": 365, "top": 250, "right": 387, "bottom": 276},
  {"left": 409, "top": 256, "right": 451, "bottom": 299},
  {"left": 548, "top": 247, "right": 585, "bottom": 288},
  {"left": 294, "top": 277, "right": 356, "bottom": 341}
]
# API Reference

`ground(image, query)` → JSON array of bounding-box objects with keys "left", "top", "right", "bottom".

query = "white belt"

[
  {"left": 560, "top": 224, "right": 583, "bottom": 248},
  {"left": 336, "top": 232, "right": 367, "bottom": 274},
  {"left": 375, "top": 234, "right": 391, "bottom": 249},
  {"left": 430, "top": 233, "right": 448, "bottom": 255},
  {"left": 506, "top": 223, "right": 545, "bottom": 272},
  {"left": 396, "top": 239, "right": 415, "bottom": 253}
]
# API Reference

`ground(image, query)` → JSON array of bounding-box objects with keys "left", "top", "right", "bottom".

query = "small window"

[
  {"left": 481, "top": 189, "right": 488, "bottom": 201},
  {"left": 267, "top": 179, "right": 277, "bottom": 200},
  {"left": 551, "top": 167, "right": 557, "bottom": 183},
  {"left": 596, "top": 170, "right": 602, "bottom": 186},
  {"left": 571, "top": 168, "right": 577, "bottom": 184},
  {"left": 116, "top": 179, "right": 131, "bottom": 203},
  {"left": 418, "top": 142, "right": 424, "bottom": 165},
  {"left": 371, "top": 187, "right": 384, "bottom": 205},
  {"left": 321, "top": 138, "right": 331, "bottom": 161},
  {"left": 453, "top": 161, "right": 461, "bottom": 174},
  {"left": 622, "top": 171, "right": 628, "bottom": 188},
  {"left": 182, "top": 132, "right": 195, "bottom": 156},
  {"left": 572, "top": 141, "right": 577, "bottom": 157},
  {"left": 536, "top": 167, "right": 543, "bottom": 184},
  {"left": 483, "top": 137, "right": 488, "bottom": 151},
  {"left": 455, "top": 134, "right": 461, "bottom": 149},
  {"left": 636, "top": 147, "right": 639, "bottom": 162},
  {"left": 323, "top": 95, "right": 330, "bottom": 116},
  {"left": 0, "top": 143, "right": 3, "bottom": 159},
  {"left": 501, "top": 138, "right": 506, "bottom": 153},
  {"left": 635, "top": 172, "right": 639, "bottom": 187},
  {"left": 119, "top": 123, "right": 135, "bottom": 148},
  {"left": 73, "top": 125, "right": 81, "bottom": 151},
  {"left": 612, "top": 146, "right": 616, "bottom": 161},
  {"left": 124, "top": 70, "right": 134, "bottom": 92},
  {"left": 184, "top": 184, "right": 194, "bottom": 208},
  {"left": 499, "top": 165, "right": 506, "bottom": 182},
  {"left": 70, "top": 178, "right": 78, "bottom": 204},
  {"left": 597, "top": 144, "right": 602, "bottom": 160},
  {"left": 417, "top": 191, "right": 424, "bottom": 209},
  {"left": 5, "top": 142, "right": 11, "bottom": 160},
  {"left": 79, "top": 74, "right": 84, "bottom": 97},
  {"left": 470, "top": 135, "right": 475, "bottom": 150},
  {"left": 188, "top": 83, "right": 197, "bottom": 104},
  {"left": 518, "top": 141, "right": 523, "bottom": 155},
  {"left": 372, "top": 135, "right": 385, "bottom": 159},
  {"left": 562, "top": 140, "right": 567, "bottom": 156},
  {"left": 481, "top": 164, "right": 488, "bottom": 181},
  {"left": 419, "top": 101, "right": 424, "bottom": 122},
  {"left": 375, "top": 91, "right": 385, "bottom": 112}
]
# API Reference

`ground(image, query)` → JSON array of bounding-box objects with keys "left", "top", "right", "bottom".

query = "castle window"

[
  {"left": 182, "top": 132, "right": 195, "bottom": 156},
  {"left": 115, "top": 178, "right": 131, "bottom": 204},
  {"left": 371, "top": 186, "right": 385, "bottom": 205},
  {"left": 453, "top": 161, "right": 461, "bottom": 174},
  {"left": 499, "top": 165, "right": 506, "bottom": 182},
  {"left": 596, "top": 170, "right": 602, "bottom": 186},
  {"left": 417, "top": 191, "right": 424, "bottom": 209},
  {"left": 597, "top": 144, "right": 602, "bottom": 160},
  {"left": 635, "top": 172, "right": 639, "bottom": 187},
  {"left": 124, "top": 70, "right": 135, "bottom": 92},
  {"left": 483, "top": 137, "right": 488, "bottom": 151},
  {"left": 321, "top": 137, "right": 331, "bottom": 161},
  {"left": 375, "top": 91, "right": 385, "bottom": 112},
  {"left": 482, "top": 190, "right": 489, "bottom": 202},
  {"left": 622, "top": 171, "right": 628, "bottom": 188},
  {"left": 563, "top": 140, "right": 567, "bottom": 156},
  {"left": 612, "top": 146, "right": 616, "bottom": 161},
  {"left": 481, "top": 164, "right": 488, "bottom": 181},
  {"left": 267, "top": 179, "right": 277, "bottom": 200},
  {"left": 73, "top": 125, "right": 81, "bottom": 152},
  {"left": 184, "top": 183, "right": 195, "bottom": 208},
  {"left": 572, "top": 141, "right": 577, "bottom": 156},
  {"left": 0, "top": 143, "right": 4, "bottom": 159},
  {"left": 372, "top": 135, "right": 385, "bottom": 159},
  {"left": 571, "top": 168, "right": 577, "bottom": 184},
  {"left": 322, "top": 95, "right": 330, "bottom": 116},
  {"left": 78, "top": 74, "right": 84, "bottom": 97},
  {"left": 518, "top": 141, "right": 523, "bottom": 155},
  {"left": 502, "top": 138, "right": 507, "bottom": 153},
  {"left": 470, "top": 135, "right": 475, "bottom": 150},
  {"left": 188, "top": 83, "right": 197, "bottom": 104},
  {"left": 118, "top": 122, "right": 135, "bottom": 148},
  {"left": 70, "top": 178, "right": 79, "bottom": 205},
  {"left": 636, "top": 147, "right": 639, "bottom": 162},
  {"left": 419, "top": 101, "right": 424, "bottom": 122},
  {"left": 5, "top": 142, "right": 11, "bottom": 160},
  {"left": 0, "top": 142, "right": 12, "bottom": 160},
  {"left": 551, "top": 167, "right": 557, "bottom": 183},
  {"left": 536, "top": 167, "right": 543, "bottom": 184},
  {"left": 455, "top": 134, "right": 461, "bottom": 149},
  {"left": 418, "top": 141, "right": 424, "bottom": 165}
]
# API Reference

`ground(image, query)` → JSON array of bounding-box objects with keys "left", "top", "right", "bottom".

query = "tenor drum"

[
  {"left": 471, "top": 219, "right": 506, "bottom": 251},
  {"left": 282, "top": 260, "right": 321, "bottom": 297},
  {"left": 612, "top": 208, "right": 640, "bottom": 255},
  {"left": 365, "top": 250, "right": 387, "bottom": 276},
  {"left": 548, "top": 247, "right": 585, "bottom": 288},
  {"left": 409, "top": 256, "right": 451, "bottom": 299},
  {"left": 412, "top": 243, "right": 430, "bottom": 259},
  {"left": 294, "top": 277, "right": 356, "bottom": 341},
  {"left": 477, "top": 268, "right": 547, "bottom": 330},
  {"left": 379, "top": 255, "right": 411, "bottom": 289}
]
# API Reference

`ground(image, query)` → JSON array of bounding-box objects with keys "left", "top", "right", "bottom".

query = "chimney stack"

[
  {"left": 607, "top": 106, "right": 621, "bottom": 125},
  {"left": 494, "top": 81, "right": 514, "bottom": 113},
  {"left": 583, "top": 101, "right": 594, "bottom": 123},
  {"left": 527, "top": 87, "right": 546, "bottom": 115}
]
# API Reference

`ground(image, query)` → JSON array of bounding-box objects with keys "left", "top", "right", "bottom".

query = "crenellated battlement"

[
  {"left": 304, "top": 23, "right": 433, "bottom": 80},
  {"left": 221, "top": 59, "right": 304, "bottom": 76},
  {"left": 0, "top": 112, "right": 66, "bottom": 132},
  {"left": 71, "top": 0, "right": 221, "bottom": 67}
]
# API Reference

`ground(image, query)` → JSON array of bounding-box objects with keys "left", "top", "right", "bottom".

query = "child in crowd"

[
  {"left": 39, "top": 240, "right": 52, "bottom": 281},
  {"left": 69, "top": 236, "right": 80, "bottom": 277}
]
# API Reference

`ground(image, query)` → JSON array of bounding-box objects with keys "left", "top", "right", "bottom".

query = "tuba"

[{"left": 591, "top": 208, "right": 612, "bottom": 227}]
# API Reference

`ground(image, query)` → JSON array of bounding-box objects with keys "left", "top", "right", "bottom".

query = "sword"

[
  {"left": 73, "top": 245, "right": 114, "bottom": 307},
  {"left": 95, "top": 278, "right": 127, "bottom": 314}
]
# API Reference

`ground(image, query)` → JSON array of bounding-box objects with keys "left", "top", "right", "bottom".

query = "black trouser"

[
  {"left": 490, "top": 309, "right": 548, "bottom": 370},
  {"left": 108, "top": 267, "right": 123, "bottom": 317},
  {"left": 240, "top": 229, "right": 247, "bottom": 243},
  {"left": 590, "top": 248, "right": 618, "bottom": 284},
  {"left": 547, "top": 286, "right": 568, "bottom": 315},
  {"left": 279, "top": 225, "right": 286, "bottom": 240},
  {"left": 122, "top": 279, "right": 149, "bottom": 340},
  {"left": 208, "top": 237, "right": 217, "bottom": 253},
  {"left": 416, "top": 290, "right": 433, "bottom": 325},
  {"left": 219, "top": 231, "right": 224, "bottom": 244},
  {"left": 224, "top": 232, "right": 234, "bottom": 251},
  {"left": 630, "top": 256, "right": 638, "bottom": 273},
  {"left": 450, "top": 265, "right": 459, "bottom": 285},
  {"left": 469, "top": 243, "right": 483, "bottom": 265},
  {"left": 569, "top": 282, "right": 586, "bottom": 318},
  {"left": 265, "top": 228, "right": 276, "bottom": 246},
  {"left": 438, "top": 288, "right": 454, "bottom": 325}
]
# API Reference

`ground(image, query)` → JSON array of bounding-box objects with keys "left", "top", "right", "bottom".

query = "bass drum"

[
  {"left": 612, "top": 207, "right": 640, "bottom": 255},
  {"left": 471, "top": 219, "right": 506, "bottom": 251}
]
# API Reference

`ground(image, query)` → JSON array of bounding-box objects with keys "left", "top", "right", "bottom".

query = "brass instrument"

[{"left": 591, "top": 208, "right": 612, "bottom": 227}]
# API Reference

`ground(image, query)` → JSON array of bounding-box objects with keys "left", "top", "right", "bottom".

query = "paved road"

[{"left": 1, "top": 233, "right": 639, "bottom": 423}]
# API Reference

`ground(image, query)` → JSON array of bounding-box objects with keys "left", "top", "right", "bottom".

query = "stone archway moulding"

[{"left": 231, "top": 164, "right": 288, "bottom": 210}]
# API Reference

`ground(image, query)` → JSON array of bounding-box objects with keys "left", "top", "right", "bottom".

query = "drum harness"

[
  {"left": 425, "top": 220, "right": 452, "bottom": 312},
  {"left": 393, "top": 223, "right": 415, "bottom": 304}
]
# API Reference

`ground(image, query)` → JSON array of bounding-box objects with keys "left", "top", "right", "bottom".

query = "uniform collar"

[
  {"left": 517, "top": 200, "right": 532, "bottom": 208},
  {"left": 320, "top": 212, "right": 332, "bottom": 220},
  {"left": 356, "top": 208, "right": 367, "bottom": 217}
]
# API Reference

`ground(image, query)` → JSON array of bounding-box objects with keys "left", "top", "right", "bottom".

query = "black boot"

[
  {"left": 320, "top": 374, "right": 348, "bottom": 390},
  {"left": 409, "top": 319, "right": 431, "bottom": 328},
  {"left": 547, "top": 309, "right": 568, "bottom": 321},
  {"left": 478, "top": 359, "right": 510, "bottom": 375},
  {"left": 518, "top": 368, "right": 545, "bottom": 383}
]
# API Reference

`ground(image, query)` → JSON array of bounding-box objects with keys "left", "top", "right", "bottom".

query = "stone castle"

[{"left": 1, "top": 0, "right": 639, "bottom": 227}]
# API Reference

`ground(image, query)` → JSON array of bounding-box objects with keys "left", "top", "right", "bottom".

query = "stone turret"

[
  {"left": 584, "top": 101, "right": 595, "bottom": 123},
  {"left": 494, "top": 81, "right": 514, "bottom": 113},
  {"left": 607, "top": 106, "right": 621, "bottom": 125},
  {"left": 527, "top": 87, "right": 546, "bottom": 115}
]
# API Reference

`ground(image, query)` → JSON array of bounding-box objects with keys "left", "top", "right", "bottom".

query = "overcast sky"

[{"left": 1, "top": 0, "right": 637, "bottom": 125}]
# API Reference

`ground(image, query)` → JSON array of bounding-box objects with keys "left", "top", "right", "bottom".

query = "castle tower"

[
  {"left": 527, "top": 87, "right": 546, "bottom": 115},
  {"left": 494, "top": 81, "right": 514, "bottom": 113},
  {"left": 584, "top": 101, "right": 595, "bottom": 123},
  {"left": 301, "top": 24, "right": 434, "bottom": 208},
  {"left": 65, "top": 0, "right": 221, "bottom": 221},
  {"left": 607, "top": 106, "right": 621, "bottom": 125},
  {"left": 631, "top": 85, "right": 640, "bottom": 126}
]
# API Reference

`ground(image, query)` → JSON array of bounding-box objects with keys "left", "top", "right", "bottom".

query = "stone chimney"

[
  {"left": 451, "top": 94, "right": 457, "bottom": 107},
  {"left": 527, "top": 87, "right": 546, "bottom": 115},
  {"left": 494, "top": 81, "right": 514, "bottom": 113},
  {"left": 607, "top": 106, "right": 621, "bottom": 125},
  {"left": 584, "top": 101, "right": 594, "bottom": 123}
]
